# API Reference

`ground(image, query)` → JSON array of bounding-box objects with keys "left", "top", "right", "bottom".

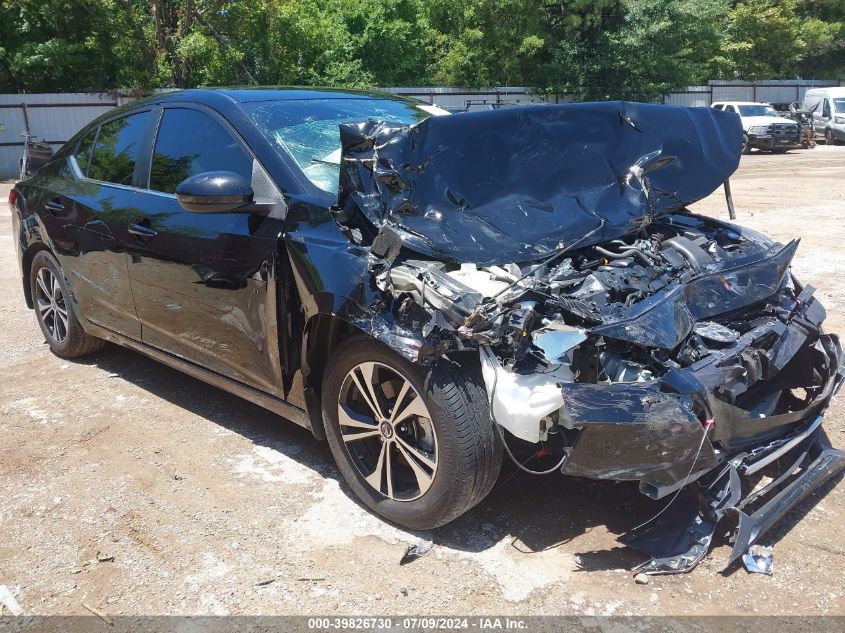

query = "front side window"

[
  {"left": 150, "top": 108, "right": 253, "bottom": 194},
  {"left": 833, "top": 98, "right": 845, "bottom": 114},
  {"left": 245, "top": 98, "right": 432, "bottom": 193},
  {"left": 88, "top": 111, "right": 151, "bottom": 185}
]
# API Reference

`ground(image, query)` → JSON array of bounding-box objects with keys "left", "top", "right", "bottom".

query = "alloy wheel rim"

[
  {"left": 338, "top": 362, "right": 438, "bottom": 501},
  {"left": 35, "top": 267, "right": 69, "bottom": 344}
]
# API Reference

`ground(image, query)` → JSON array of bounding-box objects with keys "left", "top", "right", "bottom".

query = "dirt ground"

[{"left": 1, "top": 145, "right": 844, "bottom": 618}]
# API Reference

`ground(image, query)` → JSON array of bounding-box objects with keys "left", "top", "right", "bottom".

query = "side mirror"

[{"left": 175, "top": 171, "right": 253, "bottom": 213}]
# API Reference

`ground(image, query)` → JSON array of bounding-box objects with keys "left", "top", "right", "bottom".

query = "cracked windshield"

[{"left": 246, "top": 98, "right": 432, "bottom": 193}]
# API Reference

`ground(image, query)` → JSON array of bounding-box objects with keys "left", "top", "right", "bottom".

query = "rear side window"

[
  {"left": 149, "top": 108, "right": 253, "bottom": 194},
  {"left": 87, "top": 111, "right": 151, "bottom": 185}
]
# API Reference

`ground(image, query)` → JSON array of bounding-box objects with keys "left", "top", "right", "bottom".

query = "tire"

[
  {"left": 741, "top": 134, "right": 751, "bottom": 155},
  {"left": 322, "top": 337, "right": 502, "bottom": 530},
  {"left": 30, "top": 250, "right": 105, "bottom": 358},
  {"left": 825, "top": 128, "right": 835, "bottom": 145}
]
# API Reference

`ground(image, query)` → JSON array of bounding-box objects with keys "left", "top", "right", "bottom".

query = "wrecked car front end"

[{"left": 333, "top": 101, "right": 845, "bottom": 572}]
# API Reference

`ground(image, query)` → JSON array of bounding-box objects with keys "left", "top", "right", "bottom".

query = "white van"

[{"left": 803, "top": 87, "right": 845, "bottom": 144}]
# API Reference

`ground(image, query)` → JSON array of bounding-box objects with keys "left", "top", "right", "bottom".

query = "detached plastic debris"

[
  {"left": 742, "top": 545, "right": 774, "bottom": 575},
  {"left": 400, "top": 540, "right": 433, "bottom": 566},
  {"left": 0, "top": 584, "right": 23, "bottom": 616}
]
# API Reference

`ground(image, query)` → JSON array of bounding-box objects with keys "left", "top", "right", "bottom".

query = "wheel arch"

[
  {"left": 300, "top": 313, "right": 360, "bottom": 440},
  {"left": 21, "top": 241, "right": 54, "bottom": 309},
  {"left": 299, "top": 311, "right": 461, "bottom": 441}
]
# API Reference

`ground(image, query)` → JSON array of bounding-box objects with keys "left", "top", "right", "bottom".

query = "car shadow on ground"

[{"left": 75, "top": 341, "right": 837, "bottom": 575}]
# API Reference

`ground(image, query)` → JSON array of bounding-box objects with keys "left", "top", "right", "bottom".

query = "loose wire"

[
  {"left": 629, "top": 419, "right": 714, "bottom": 533},
  {"left": 487, "top": 351, "right": 569, "bottom": 475}
]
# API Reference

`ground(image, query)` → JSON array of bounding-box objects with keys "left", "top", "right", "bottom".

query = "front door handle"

[{"left": 128, "top": 223, "right": 158, "bottom": 239}]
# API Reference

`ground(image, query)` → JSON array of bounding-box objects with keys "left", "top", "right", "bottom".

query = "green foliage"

[
  {"left": 0, "top": 0, "right": 841, "bottom": 97},
  {"left": 543, "top": 0, "right": 729, "bottom": 101}
]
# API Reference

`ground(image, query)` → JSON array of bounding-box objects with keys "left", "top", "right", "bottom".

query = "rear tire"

[
  {"left": 30, "top": 251, "right": 105, "bottom": 359},
  {"left": 322, "top": 337, "right": 501, "bottom": 530}
]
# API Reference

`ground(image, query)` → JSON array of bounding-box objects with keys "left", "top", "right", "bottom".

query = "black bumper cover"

[
  {"left": 623, "top": 427, "right": 845, "bottom": 574},
  {"left": 557, "top": 284, "right": 844, "bottom": 573}
]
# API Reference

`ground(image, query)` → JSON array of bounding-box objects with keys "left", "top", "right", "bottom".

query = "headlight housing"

[{"left": 748, "top": 125, "right": 772, "bottom": 135}]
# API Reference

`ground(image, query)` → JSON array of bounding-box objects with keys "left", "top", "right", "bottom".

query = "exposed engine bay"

[
  {"left": 334, "top": 101, "right": 845, "bottom": 574},
  {"left": 382, "top": 212, "right": 832, "bottom": 450}
]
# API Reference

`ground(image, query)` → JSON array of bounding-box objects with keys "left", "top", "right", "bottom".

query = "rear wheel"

[
  {"left": 30, "top": 251, "right": 105, "bottom": 358},
  {"left": 322, "top": 337, "right": 501, "bottom": 530}
]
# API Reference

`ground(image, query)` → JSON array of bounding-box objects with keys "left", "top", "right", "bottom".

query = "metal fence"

[
  {"left": 0, "top": 92, "right": 131, "bottom": 180},
  {"left": 662, "top": 80, "right": 842, "bottom": 107},
  {"left": 0, "top": 80, "right": 841, "bottom": 179}
]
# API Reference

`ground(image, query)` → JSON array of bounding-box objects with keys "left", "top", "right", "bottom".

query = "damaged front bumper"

[
  {"left": 481, "top": 287, "right": 845, "bottom": 574},
  {"left": 624, "top": 423, "right": 845, "bottom": 574},
  {"left": 334, "top": 101, "right": 843, "bottom": 573}
]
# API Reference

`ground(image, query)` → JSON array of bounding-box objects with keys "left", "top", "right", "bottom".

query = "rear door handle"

[
  {"left": 128, "top": 223, "right": 158, "bottom": 239},
  {"left": 45, "top": 198, "right": 65, "bottom": 213}
]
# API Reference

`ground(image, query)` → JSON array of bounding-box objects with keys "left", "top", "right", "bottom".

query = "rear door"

[
  {"left": 126, "top": 105, "right": 285, "bottom": 395},
  {"left": 43, "top": 110, "right": 154, "bottom": 339}
]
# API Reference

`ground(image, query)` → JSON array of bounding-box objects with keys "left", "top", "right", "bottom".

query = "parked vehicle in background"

[
  {"left": 19, "top": 134, "right": 54, "bottom": 179},
  {"left": 711, "top": 101, "right": 801, "bottom": 154},
  {"left": 769, "top": 101, "right": 816, "bottom": 149},
  {"left": 803, "top": 87, "right": 845, "bottom": 145}
]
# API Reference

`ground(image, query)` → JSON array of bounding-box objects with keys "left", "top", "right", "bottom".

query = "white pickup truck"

[{"left": 711, "top": 101, "right": 801, "bottom": 154}]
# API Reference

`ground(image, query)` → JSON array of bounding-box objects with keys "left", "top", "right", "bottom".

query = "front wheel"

[
  {"left": 30, "top": 250, "right": 105, "bottom": 358},
  {"left": 322, "top": 337, "right": 502, "bottom": 530},
  {"left": 741, "top": 134, "right": 751, "bottom": 155},
  {"left": 825, "top": 128, "right": 836, "bottom": 145}
]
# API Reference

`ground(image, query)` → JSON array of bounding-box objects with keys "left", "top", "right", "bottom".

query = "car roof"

[
  {"left": 131, "top": 86, "right": 419, "bottom": 109},
  {"left": 714, "top": 101, "right": 772, "bottom": 106},
  {"left": 805, "top": 87, "right": 845, "bottom": 96}
]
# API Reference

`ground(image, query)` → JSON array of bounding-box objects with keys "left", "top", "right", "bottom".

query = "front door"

[{"left": 126, "top": 106, "right": 285, "bottom": 395}]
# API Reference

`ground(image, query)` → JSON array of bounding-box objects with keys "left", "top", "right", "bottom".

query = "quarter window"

[
  {"left": 72, "top": 131, "right": 97, "bottom": 176},
  {"left": 149, "top": 108, "right": 253, "bottom": 194},
  {"left": 87, "top": 111, "right": 151, "bottom": 185}
]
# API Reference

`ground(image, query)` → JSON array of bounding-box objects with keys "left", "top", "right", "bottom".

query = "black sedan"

[{"left": 11, "top": 89, "right": 844, "bottom": 574}]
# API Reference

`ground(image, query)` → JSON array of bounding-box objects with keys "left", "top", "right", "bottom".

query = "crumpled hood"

[{"left": 338, "top": 101, "right": 742, "bottom": 265}]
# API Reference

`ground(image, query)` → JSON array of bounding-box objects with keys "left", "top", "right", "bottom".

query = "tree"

[
  {"left": 0, "top": 0, "right": 134, "bottom": 91},
  {"left": 544, "top": 0, "right": 729, "bottom": 101},
  {"left": 0, "top": 0, "right": 841, "bottom": 95},
  {"left": 718, "top": 0, "right": 841, "bottom": 80}
]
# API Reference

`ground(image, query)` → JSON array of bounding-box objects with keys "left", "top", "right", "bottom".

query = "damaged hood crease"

[{"left": 338, "top": 101, "right": 742, "bottom": 265}]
